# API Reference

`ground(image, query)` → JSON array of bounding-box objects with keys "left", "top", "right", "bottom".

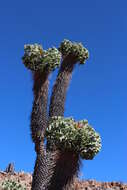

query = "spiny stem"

[
  {"left": 31, "top": 69, "right": 50, "bottom": 190},
  {"left": 47, "top": 56, "right": 80, "bottom": 190},
  {"left": 49, "top": 55, "right": 76, "bottom": 117},
  {"left": 31, "top": 70, "right": 49, "bottom": 152}
]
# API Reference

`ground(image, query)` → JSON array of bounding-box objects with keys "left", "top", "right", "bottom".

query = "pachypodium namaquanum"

[{"left": 22, "top": 39, "right": 101, "bottom": 190}]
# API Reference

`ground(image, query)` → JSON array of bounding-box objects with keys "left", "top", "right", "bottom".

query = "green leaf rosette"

[
  {"left": 45, "top": 116, "right": 101, "bottom": 160},
  {"left": 59, "top": 39, "right": 89, "bottom": 64},
  {"left": 77, "top": 120, "right": 101, "bottom": 159},
  {"left": 22, "top": 44, "right": 61, "bottom": 72}
]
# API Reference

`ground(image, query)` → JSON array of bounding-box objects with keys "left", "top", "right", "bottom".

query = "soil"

[{"left": 0, "top": 171, "right": 126, "bottom": 190}]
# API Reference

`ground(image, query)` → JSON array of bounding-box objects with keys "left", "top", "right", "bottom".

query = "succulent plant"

[
  {"left": 42, "top": 47, "right": 61, "bottom": 71},
  {"left": 45, "top": 116, "right": 101, "bottom": 160},
  {"left": 22, "top": 44, "right": 61, "bottom": 72},
  {"left": 1, "top": 180, "right": 26, "bottom": 190},
  {"left": 59, "top": 39, "right": 89, "bottom": 64},
  {"left": 22, "top": 39, "right": 102, "bottom": 190}
]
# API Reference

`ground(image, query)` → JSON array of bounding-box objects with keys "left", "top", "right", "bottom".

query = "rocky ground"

[{"left": 0, "top": 171, "right": 126, "bottom": 190}]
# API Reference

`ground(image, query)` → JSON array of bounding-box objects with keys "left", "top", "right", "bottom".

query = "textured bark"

[
  {"left": 31, "top": 70, "right": 49, "bottom": 147},
  {"left": 49, "top": 55, "right": 76, "bottom": 117},
  {"left": 32, "top": 151, "right": 46, "bottom": 190},
  {"left": 32, "top": 150, "right": 58, "bottom": 190},
  {"left": 47, "top": 55, "right": 80, "bottom": 190},
  {"left": 47, "top": 151, "right": 80, "bottom": 190},
  {"left": 31, "top": 70, "right": 50, "bottom": 190}
]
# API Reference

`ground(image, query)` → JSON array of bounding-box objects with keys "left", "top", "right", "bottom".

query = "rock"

[
  {"left": 5, "top": 163, "right": 15, "bottom": 174},
  {"left": 0, "top": 170, "right": 127, "bottom": 190}
]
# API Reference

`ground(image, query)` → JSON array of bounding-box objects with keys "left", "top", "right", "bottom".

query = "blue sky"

[{"left": 0, "top": 0, "right": 127, "bottom": 182}]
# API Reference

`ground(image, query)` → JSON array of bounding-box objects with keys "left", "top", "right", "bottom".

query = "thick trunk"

[
  {"left": 49, "top": 55, "right": 76, "bottom": 117},
  {"left": 32, "top": 146, "right": 46, "bottom": 190},
  {"left": 47, "top": 151, "right": 79, "bottom": 190},
  {"left": 47, "top": 56, "right": 79, "bottom": 190},
  {"left": 31, "top": 71, "right": 49, "bottom": 146},
  {"left": 32, "top": 149, "right": 58, "bottom": 190},
  {"left": 31, "top": 70, "right": 50, "bottom": 190}
]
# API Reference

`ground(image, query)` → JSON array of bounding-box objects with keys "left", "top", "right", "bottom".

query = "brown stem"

[
  {"left": 31, "top": 69, "right": 50, "bottom": 190},
  {"left": 49, "top": 55, "right": 76, "bottom": 117},
  {"left": 47, "top": 55, "right": 80, "bottom": 190},
  {"left": 31, "top": 70, "right": 49, "bottom": 152},
  {"left": 47, "top": 151, "right": 80, "bottom": 190}
]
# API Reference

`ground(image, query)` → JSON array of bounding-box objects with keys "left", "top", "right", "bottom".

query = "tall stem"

[
  {"left": 31, "top": 70, "right": 50, "bottom": 190},
  {"left": 49, "top": 55, "right": 76, "bottom": 117},
  {"left": 47, "top": 55, "right": 80, "bottom": 190},
  {"left": 47, "top": 151, "right": 79, "bottom": 190},
  {"left": 32, "top": 151, "right": 58, "bottom": 190},
  {"left": 31, "top": 70, "right": 49, "bottom": 148}
]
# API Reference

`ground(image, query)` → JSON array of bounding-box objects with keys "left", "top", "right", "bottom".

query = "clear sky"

[{"left": 0, "top": 0, "right": 127, "bottom": 183}]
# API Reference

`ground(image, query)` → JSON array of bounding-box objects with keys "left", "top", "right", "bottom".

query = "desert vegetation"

[{"left": 21, "top": 39, "right": 101, "bottom": 190}]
